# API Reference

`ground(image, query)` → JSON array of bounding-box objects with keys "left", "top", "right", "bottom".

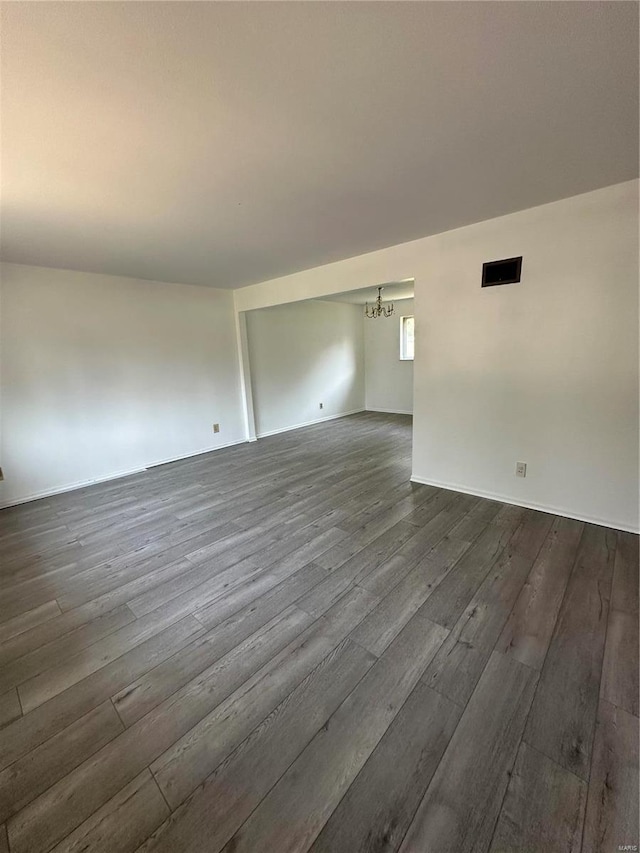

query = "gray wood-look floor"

[{"left": 0, "top": 412, "right": 637, "bottom": 853}]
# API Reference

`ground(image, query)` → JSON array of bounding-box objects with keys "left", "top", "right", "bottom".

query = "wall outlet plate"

[
  {"left": 213, "top": 423, "right": 220, "bottom": 433},
  {"left": 0, "top": 467, "right": 4, "bottom": 482},
  {"left": 319, "top": 403, "right": 324, "bottom": 409},
  {"left": 516, "top": 462, "right": 527, "bottom": 478}
]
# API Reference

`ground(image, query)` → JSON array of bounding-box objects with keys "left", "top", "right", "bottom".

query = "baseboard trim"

[
  {"left": 0, "top": 438, "right": 247, "bottom": 509},
  {"left": 410, "top": 475, "right": 639, "bottom": 534},
  {"left": 256, "top": 409, "right": 366, "bottom": 439},
  {"left": 145, "top": 439, "right": 246, "bottom": 469},
  {"left": 365, "top": 407, "right": 413, "bottom": 416}
]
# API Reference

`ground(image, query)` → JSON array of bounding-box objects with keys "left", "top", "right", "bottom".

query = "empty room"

[{"left": 0, "top": 3, "right": 638, "bottom": 853}]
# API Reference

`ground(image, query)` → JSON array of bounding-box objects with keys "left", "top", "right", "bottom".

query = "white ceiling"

[
  {"left": 1, "top": 2, "right": 637, "bottom": 290},
  {"left": 320, "top": 282, "right": 414, "bottom": 306}
]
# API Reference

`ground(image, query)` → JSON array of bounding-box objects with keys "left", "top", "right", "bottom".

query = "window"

[{"left": 400, "top": 315, "right": 414, "bottom": 360}]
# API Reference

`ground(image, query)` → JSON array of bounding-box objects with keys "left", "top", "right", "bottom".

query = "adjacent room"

[
  {"left": 0, "top": 3, "right": 638, "bottom": 853},
  {"left": 242, "top": 281, "right": 415, "bottom": 439}
]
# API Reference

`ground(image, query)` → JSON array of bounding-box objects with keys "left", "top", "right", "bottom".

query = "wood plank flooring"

[{"left": 0, "top": 412, "right": 637, "bottom": 853}]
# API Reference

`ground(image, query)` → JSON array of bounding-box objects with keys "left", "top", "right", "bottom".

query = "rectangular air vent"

[{"left": 482, "top": 256, "right": 522, "bottom": 287}]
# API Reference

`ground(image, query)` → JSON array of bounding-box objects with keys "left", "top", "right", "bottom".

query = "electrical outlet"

[
  {"left": 516, "top": 462, "right": 527, "bottom": 478},
  {"left": 0, "top": 467, "right": 4, "bottom": 482},
  {"left": 213, "top": 423, "right": 220, "bottom": 434},
  {"left": 319, "top": 403, "right": 324, "bottom": 409}
]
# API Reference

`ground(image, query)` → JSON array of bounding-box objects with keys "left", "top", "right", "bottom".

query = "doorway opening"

[{"left": 236, "top": 279, "right": 415, "bottom": 458}]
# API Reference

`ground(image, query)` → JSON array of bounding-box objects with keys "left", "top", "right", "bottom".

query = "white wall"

[
  {"left": 245, "top": 300, "right": 365, "bottom": 437},
  {"left": 235, "top": 181, "right": 639, "bottom": 532},
  {"left": 364, "top": 298, "right": 414, "bottom": 414},
  {"left": 0, "top": 264, "right": 245, "bottom": 506},
  {"left": 414, "top": 182, "right": 639, "bottom": 532}
]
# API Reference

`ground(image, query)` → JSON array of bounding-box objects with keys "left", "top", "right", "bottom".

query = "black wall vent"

[{"left": 482, "top": 256, "right": 522, "bottom": 287}]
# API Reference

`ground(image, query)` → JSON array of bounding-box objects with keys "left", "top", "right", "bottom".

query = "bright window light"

[{"left": 400, "top": 315, "right": 414, "bottom": 360}]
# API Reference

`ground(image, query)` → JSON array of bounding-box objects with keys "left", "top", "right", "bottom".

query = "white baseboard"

[
  {"left": 365, "top": 407, "right": 413, "bottom": 416},
  {"left": 0, "top": 438, "right": 247, "bottom": 509},
  {"left": 256, "top": 408, "right": 366, "bottom": 439},
  {"left": 410, "top": 475, "right": 639, "bottom": 534},
  {"left": 145, "top": 439, "right": 246, "bottom": 469}
]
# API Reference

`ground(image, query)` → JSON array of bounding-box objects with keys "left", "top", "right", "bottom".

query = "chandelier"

[{"left": 365, "top": 286, "right": 394, "bottom": 319}]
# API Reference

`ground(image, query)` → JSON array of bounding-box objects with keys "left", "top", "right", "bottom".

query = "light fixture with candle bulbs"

[{"left": 364, "top": 286, "right": 394, "bottom": 319}]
